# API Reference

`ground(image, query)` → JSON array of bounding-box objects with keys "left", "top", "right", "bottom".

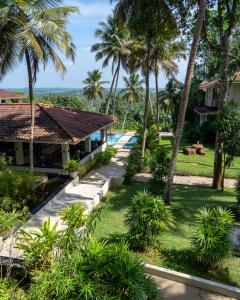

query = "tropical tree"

[
  {"left": 0, "top": 0, "right": 78, "bottom": 171},
  {"left": 150, "top": 38, "right": 186, "bottom": 130},
  {"left": 164, "top": 0, "right": 206, "bottom": 204},
  {"left": 91, "top": 15, "right": 131, "bottom": 115},
  {"left": 202, "top": 1, "right": 240, "bottom": 189},
  {"left": 121, "top": 73, "right": 144, "bottom": 130},
  {"left": 83, "top": 70, "right": 108, "bottom": 109},
  {"left": 113, "top": 0, "right": 179, "bottom": 158}
]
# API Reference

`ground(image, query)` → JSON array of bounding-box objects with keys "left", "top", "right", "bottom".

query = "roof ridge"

[{"left": 38, "top": 104, "right": 77, "bottom": 143}]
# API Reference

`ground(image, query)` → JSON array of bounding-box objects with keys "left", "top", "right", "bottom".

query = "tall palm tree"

[
  {"left": 164, "top": 0, "right": 207, "bottom": 204},
  {"left": 91, "top": 15, "right": 131, "bottom": 115},
  {"left": 121, "top": 73, "right": 144, "bottom": 130},
  {"left": 0, "top": 0, "right": 78, "bottom": 171},
  {"left": 83, "top": 70, "right": 108, "bottom": 108},
  {"left": 150, "top": 38, "right": 186, "bottom": 130}
]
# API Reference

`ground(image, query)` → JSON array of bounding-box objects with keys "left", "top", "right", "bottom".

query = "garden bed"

[{"left": 94, "top": 183, "right": 240, "bottom": 287}]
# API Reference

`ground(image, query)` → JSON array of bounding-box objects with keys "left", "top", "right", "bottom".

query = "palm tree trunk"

[
  {"left": 25, "top": 50, "right": 34, "bottom": 172},
  {"left": 155, "top": 69, "right": 160, "bottom": 131},
  {"left": 212, "top": 35, "right": 230, "bottom": 189},
  {"left": 105, "top": 63, "right": 119, "bottom": 115},
  {"left": 164, "top": 0, "right": 206, "bottom": 204},
  {"left": 141, "top": 45, "right": 150, "bottom": 158},
  {"left": 112, "top": 57, "right": 121, "bottom": 116},
  {"left": 122, "top": 100, "right": 131, "bottom": 131}
]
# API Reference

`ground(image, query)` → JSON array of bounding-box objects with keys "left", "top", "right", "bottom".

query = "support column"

[
  {"left": 85, "top": 137, "right": 91, "bottom": 153},
  {"left": 101, "top": 128, "right": 107, "bottom": 144},
  {"left": 61, "top": 144, "right": 70, "bottom": 165},
  {"left": 14, "top": 142, "right": 24, "bottom": 165}
]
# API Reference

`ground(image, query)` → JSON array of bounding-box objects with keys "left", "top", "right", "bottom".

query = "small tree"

[
  {"left": 236, "top": 174, "right": 240, "bottom": 206},
  {"left": 216, "top": 100, "right": 240, "bottom": 190},
  {"left": 149, "top": 148, "right": 170, "bottom": 195},
  {"left": 191, "top": 207, "right": 233, "bottom": 266},
  {"left": 125, "top": 190, "right": 174, "bottom": 251}
]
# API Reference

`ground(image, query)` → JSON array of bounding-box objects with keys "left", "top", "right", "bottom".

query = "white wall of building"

[{"left": 227, "top": 83, "right": 240, "bottom": 101}]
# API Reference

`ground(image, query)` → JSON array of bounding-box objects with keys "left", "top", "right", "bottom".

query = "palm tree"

[
  {"left": 0, "top": 0, "right": 78, "bottom": 171},
  {"left": 83, "top": 70, "right": 108, "bottom": 108},
  {"left": 121, "top": 73, "right": 144, "bottom": 130},
  {"left": 164, "top": 0, "right": 207, "bottom": 204},
  {"left": 150, "top": 38, "right": 186, "bottom": 130},
  {"left": 91, "top": 15, "right": 131, "bottom": 115}
]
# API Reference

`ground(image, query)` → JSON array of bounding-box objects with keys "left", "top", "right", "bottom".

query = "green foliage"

[
  {"left": 105, "top": 145, "right": 117, "bottom": 156},
  {"left": 123, "top": 145, "right": 142, "bottom": 184},
  {"left": 41, "top": 94, "right": 83, "bottom": 110},
  {"left": 191, "top": 207, "right": 233, "bottom": 266},
  {"left": 63, "top": 159, "right": 84, "bottom": 173},
  {"left": 17, "top": 218, "right": 63, "bottom": 271},
  {"left": 138, "top": 123, "right": 159, "bottom": 153},
  {"left": 0, "top": 280, "right": 28, "bottom": 300},
  {"left": 0, "top": 153, "right": 11, "bottom": 171},
  {"left": 0, "top": 170, "right": 37, "bottom": 211},
  {"left": 236, "top": 173, "right": 240, "bottom": 206},
  {"left": 28, "top": 240, "right": 160, "bottom": 299},
  {"left": 125, "top": 190, "right": 174, "bottom": 251},
  {"left": 149, "top": 148, "right": 170, "bottom": 195},
  {"left": 0, "top": 209, "right": 25, "bottom": 238},
  {"left": 93, "top": 151, "right": 112, "bottom": 168}
]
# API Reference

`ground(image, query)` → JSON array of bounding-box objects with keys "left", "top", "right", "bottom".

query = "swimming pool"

[
  {"left": 123, "top": 135, "right": 138, "bottom": 149},
  {"left": 91, "top": 131, "right": 124, "bottom": 146}
]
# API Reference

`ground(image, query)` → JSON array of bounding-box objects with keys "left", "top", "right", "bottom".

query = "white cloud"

[{"left": 67, "top": 1, "right": 112, "bottom": 17}]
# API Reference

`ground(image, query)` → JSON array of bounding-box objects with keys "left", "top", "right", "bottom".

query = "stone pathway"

[
  {"left": 153, "top": 276, "right": 236, "bottom": 300},
  {"left": 133, "top": 173, "right": 236, "bottom": 188},
  {"left": 0, "top": 132, "right": 134, "bottom": 258}
]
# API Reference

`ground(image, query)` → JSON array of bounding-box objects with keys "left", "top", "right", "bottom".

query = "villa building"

[
  {"left": 0, "top": 103, "right": 115, "bottom": 173},
  {"left": 0, "top": 89, "right": 23, "bottom": 103},
  {"left": 194, "top": 71, "right": 240, "bottom": 125}
]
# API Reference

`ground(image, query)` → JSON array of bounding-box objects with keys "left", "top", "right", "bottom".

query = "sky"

[{"left": 0, "top": 0, "right": 188, "bottom": 89}]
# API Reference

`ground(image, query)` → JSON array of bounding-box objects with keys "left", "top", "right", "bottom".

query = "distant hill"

[{"left": 7, "top": 87, "right": 83, "bottom": 96}]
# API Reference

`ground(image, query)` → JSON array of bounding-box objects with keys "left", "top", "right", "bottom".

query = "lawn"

[
  {"left": 160, "top": 137, "right": 240, "bottom": 178},
  {"left": 94, "top": 183, "right": 240, "bottom": 287}
]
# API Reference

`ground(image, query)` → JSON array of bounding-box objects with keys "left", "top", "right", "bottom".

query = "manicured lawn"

[
  {"left": 160, "top": 137, "right": 240, "bottom": 178},
  {"left": 94, "top": 183, "right": 240, "bottom": 287}
]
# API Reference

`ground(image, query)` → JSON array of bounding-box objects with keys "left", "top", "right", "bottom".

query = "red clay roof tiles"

[
  {"left": 0, "top": 103, "right": 114, "bottom": 143},
  {"left": 0, "top": 90, "right": 23, "bottom": 99}
]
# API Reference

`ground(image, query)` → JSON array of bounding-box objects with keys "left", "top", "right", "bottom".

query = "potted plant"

[{"left": 63, "top": 159, "right": 80, "bottom": 179}]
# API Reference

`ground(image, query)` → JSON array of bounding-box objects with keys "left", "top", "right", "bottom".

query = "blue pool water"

[
  {"left": 91, "top": 131, "right": 124, "bottom": 146},
  {"left": 123, "top": 135, "right": 138, "bottom": 149}
]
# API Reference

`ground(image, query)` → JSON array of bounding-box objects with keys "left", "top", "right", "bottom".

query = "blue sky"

[{"left": 0, "top": 0, "right": 187, "bottom": 89}]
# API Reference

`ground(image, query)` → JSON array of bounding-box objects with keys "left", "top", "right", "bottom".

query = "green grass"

[
  {"left": 160, "top": 137, "right": 240, "bottom": 178},
  {"left": 94, "top": 183, "right": 240, "bottom": 287}
]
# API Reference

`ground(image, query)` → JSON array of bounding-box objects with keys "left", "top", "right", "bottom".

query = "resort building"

[
  {"left": 0, "top": 103, "right": 115, "bottom": 173},
  {"left": 195, "top": 71, "right": 240, "bottom": 125},
  {"left": 0, "top": 89, "right": 23, "bottom": 103}
]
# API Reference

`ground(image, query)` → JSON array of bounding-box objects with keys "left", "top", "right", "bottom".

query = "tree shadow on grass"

[{"left": 160, "top": 247, "right": 238, "bottom": 287}]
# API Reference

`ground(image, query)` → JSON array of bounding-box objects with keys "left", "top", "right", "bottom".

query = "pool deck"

[{"left": 0, "top": 131, "right": 134, "bottom": 259}]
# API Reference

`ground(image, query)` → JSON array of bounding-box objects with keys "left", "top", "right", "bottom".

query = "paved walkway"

[
  {"left": 153, "top": 276, "right": 236, "bottom": 300},
  {"left": 133, "top": 173, "right": 236, "bottom": 188},
  {"left": 0, "top": 132, "right": 134, "bottom": 258}
]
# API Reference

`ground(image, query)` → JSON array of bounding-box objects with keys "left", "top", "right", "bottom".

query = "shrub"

[
  {"left": 0, "top": 153, "right": 11, "bottom": 171},
  {"left": 63, "top": 159, "right": 80, "bottom": 172},
  {"left": 191, "top": 207, "right": 233, "bottom": 266},
  {"left": 149, "top": 148, "right": 170, "bottom": 195},
  {"left": 28, "top": 240, "right": 160, "bottom": 299},
  {"left": 105, "top": 145, "right": 117, "bottom": 156},
  {"left": 0, "top": 209, "right": 26, "bottom": 238},
  {"left": 93, "top": 151, "right": 112, "bottom": 168},
  {"left": 125, "top": 190, "right": 174, "bottom": 251},
  {"left": 123, "top": 146, "right": 142, "bottom": 184},
  {"left": 0, "top": 280, "right": 28, "bottom": 300},
  {"left": 236, "top": 173, "right": 240, "bottom": 206}
]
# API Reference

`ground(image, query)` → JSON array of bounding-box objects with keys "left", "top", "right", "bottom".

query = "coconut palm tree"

[
  {"left": 121, "top": 73, "right": 144, "bottom": 130},
  {"left": 150, "top": 38, "right": 186, "bottom": 130},
  {"left": 164, "top": 0, "right": 207, "bottom": 204},
  {"left": 83, "top": 70, "right": 108, "bottom": 109},
  {"left": 0, "top": 0, "right": 78, "bottom": 171},
  {"left": 91, "top": 15, "right": 131, "bottom": 115}
]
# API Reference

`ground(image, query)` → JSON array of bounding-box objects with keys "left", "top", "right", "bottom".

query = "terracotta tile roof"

[
  {"left": 194, "top": 106, "right": 219, "bottom": 114},
  {"left": 0, "top": 90, "right": 23, "bottom": 99},
  {"left": 0, "top": 103, "right": 115, "bottom": 143},
  {"left": 199, "top": 70, "right": 240, "bottom": 90}
]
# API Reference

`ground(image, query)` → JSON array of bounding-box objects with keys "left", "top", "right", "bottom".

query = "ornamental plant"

[
  {"left": 63, "top": 159, "right": 80, "bottom": 172},
  {"left": 125, "top": 190, "right": 174, "bottom": 251},
  {"left": 191, "top": 207, "right": 233, "bottom": 266}
]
